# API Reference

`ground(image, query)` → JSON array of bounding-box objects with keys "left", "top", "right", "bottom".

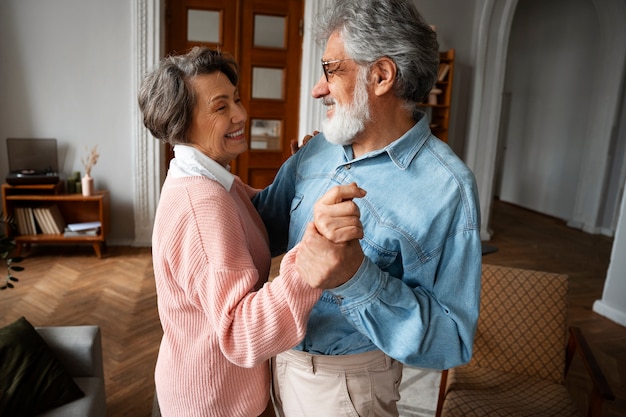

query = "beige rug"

[{"left": 398, "top": 367, "right": 441, "bottom": 417}]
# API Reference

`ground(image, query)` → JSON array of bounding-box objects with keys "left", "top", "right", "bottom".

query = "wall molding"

[
  {"left": 464, "top": 0, "right": 518, "bottom": 240},
  {"left": 131, "top": 0, "right": 162, "bottom": 246}
]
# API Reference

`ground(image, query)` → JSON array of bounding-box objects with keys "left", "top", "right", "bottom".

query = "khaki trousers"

[{"left": 272, "top": 349, "right": 402, "bottom": 417}]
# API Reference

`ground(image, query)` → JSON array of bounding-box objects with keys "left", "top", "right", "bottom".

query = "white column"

[
  {"left": 298, "top": 0, "right": 333, "bottom": 142},
  {"left": 593, "top": 187, "right": 626, "bottom": 326},
  {"left": 132, "top": 0, "right": 163, "bottom": 246}
]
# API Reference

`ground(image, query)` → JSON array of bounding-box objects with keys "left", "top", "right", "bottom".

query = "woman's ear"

[{"left": 371, "top": 57, "right": 396, "bottom": 96}]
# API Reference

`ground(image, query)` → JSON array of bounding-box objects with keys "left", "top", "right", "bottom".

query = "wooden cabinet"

[
  {"left": 1, "top": 183, "right": 110, "bottom": 257},
  {"left": 419, "top": 49, "right": 455, "bottom": 142}
]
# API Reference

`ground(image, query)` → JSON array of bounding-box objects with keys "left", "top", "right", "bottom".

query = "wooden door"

[{"left": 165, "top": 0, "right": 303, "bottom": 188}]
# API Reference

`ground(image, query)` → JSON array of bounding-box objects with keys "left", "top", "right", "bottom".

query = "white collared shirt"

[{"left": 168, "top": 144, "right": 235, "bottom": 191}]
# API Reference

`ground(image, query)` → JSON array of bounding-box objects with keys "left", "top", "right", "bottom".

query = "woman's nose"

[{"left": 232, "top": 104, "right": 247, "bottom": 123}]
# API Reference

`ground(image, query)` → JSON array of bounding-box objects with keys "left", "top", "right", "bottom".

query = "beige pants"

[{"left": 272, "top": 349, "right": 403, "bottom": 417}]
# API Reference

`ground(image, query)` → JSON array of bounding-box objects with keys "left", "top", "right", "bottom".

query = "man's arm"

[{"left": 297, "top": 185, "right": 482, "bottom": 370}]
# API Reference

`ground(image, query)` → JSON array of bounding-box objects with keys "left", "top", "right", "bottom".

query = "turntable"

[{"left": 5, "top": 138, "right": 60, "bottom": 185}]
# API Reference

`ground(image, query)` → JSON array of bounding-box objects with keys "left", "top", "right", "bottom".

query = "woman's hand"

[
  {"left": 290, "top": 130, "right": 319, "bottom": 154},
  {"left": 296, "top": 223, "right": 365, "bottom": 289}
]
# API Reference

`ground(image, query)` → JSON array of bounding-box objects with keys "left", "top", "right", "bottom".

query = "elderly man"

[{"left": 254, "top": 0, "right": 482, "bottom": 415}]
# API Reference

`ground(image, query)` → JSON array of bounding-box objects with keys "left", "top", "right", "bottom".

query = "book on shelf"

[
  {"left": 437, "top": 63, "right": 450, "bottom": 82},
  {"left": 33, "top": 208, "right": 53, "bottom": 234},
  {"left": 15, "top": 207, "right": 39, "bottom": 235},
  {"left": 26, "top": 207, "right": 37, "bottom": 235},
  {"left": 14, "top": 208, "right": 30, "bottom": 235},
  {"left": 63, "top": 227, "right": 99, "bottom": 237},
  {"left": 66, "top": 221, "right": 101, "bottom": 232},
  {"left": 32, "top": 205, "right": 66, "bottom": 235},
  {"left": 46, "top": 204, "right": 66, "bottom": 234}
]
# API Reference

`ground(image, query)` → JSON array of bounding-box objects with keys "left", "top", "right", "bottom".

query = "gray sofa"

[{"left": 35, "top": 325, "right": 107, "bottom": 417}]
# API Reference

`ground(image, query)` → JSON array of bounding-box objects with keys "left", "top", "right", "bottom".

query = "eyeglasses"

[{"left": 321, "top": 58, "right": 354, "bottom": 82}]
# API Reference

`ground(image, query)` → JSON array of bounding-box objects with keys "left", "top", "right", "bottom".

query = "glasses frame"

[{"left": 321, "top": 58, "right": 354, "bottom": 82}]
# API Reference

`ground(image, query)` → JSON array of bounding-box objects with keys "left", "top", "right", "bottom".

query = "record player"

[{"left": 5, "top": 138, "right": 60, "bottom": 185}]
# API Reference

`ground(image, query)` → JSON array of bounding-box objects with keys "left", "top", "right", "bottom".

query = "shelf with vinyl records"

[
  {"left": 1, "top": 183, "right": 109, "bottom": 257},
  {"left": 418, "top": 49, "right": 455, "bottom": 143}
]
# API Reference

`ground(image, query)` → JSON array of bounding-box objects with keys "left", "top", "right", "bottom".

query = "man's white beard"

[{"left": 322, "top": 71, "right": 370, "bottom": 146}]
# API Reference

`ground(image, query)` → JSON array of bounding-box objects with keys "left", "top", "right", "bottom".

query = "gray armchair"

[{"left": 35, "top": 325, "right": 107, "bottom": 417}]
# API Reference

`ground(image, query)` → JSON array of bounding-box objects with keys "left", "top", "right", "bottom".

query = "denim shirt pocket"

[{"left": 360, "top": 236, "right": 398, "bottom": 272}]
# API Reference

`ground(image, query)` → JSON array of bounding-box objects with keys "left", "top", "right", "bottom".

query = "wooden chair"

[{"left": 435, "top": 264, "right": 614, "bottom": 417}]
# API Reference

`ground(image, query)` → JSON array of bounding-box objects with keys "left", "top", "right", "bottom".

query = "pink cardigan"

[{"left": 152, "top": 175, "right": 322, "bottom": 417}]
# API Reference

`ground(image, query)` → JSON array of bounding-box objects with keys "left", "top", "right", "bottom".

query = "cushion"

[
  {"left": 0, "top": 317, "right": 85, "bottom": 416},
  {"left": 442, "top": 365, "right": 580, "bottom": 416}
]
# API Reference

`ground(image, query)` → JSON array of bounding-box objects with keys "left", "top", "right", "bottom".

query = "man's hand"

[
  {"left": 314, "top": 183, "right": 366, "bottom": 243},
  {"left": 296, "top": 222, "right": 365, "bottom": 289},
  {"left": 290, "top": 130, "right": 319, "bottom": 155}
]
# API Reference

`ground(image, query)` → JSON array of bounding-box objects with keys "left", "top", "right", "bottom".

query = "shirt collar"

[
  {"left": 341, "top": 111, "right": 430, "bottom": 170},
  {"left": 168, "top": 144, "right": 235, "bottom": 191}
]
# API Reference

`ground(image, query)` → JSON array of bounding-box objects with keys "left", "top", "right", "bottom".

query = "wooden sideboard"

[{"left": 1, "top": 183, "right": 110, "bottom": 257}]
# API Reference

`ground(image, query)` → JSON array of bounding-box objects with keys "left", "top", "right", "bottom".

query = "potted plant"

[{"left": 1, "top": 214, "right": 24, "bottom": 290}]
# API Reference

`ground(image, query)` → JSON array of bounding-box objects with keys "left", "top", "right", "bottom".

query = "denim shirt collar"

[{"left": 340, "top": 111, "right": 430, "bottom": 170}]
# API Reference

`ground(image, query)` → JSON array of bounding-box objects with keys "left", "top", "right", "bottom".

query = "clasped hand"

[{"left": 296, "top": 183, "right": 366, "bottom": 289}]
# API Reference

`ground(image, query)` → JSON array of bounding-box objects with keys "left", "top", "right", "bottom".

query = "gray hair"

[
  {"left": 137, "top": 47, "right": 239, "bottom": 145},
  {"left": 315, "top": 0, "right": 439, "bottom": 105}
]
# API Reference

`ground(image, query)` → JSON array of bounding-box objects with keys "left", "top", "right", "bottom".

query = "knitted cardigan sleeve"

[{"left": 157, "top": 177, "right": 322, "bottom": 368}]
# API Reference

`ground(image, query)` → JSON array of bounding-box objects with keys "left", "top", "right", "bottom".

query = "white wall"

[
  {"left": 0, "top": 0, "right": 136, "bottom": 244},
  {"left": 412, "top": 0, "right": 478, "bottom": 157},
  {"left": 498, "top": 0, "right": 599, "bottom": 220}
]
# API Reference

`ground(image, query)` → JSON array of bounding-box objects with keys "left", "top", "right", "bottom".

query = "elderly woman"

[{"left": 138, "top": 47, "right": 363, "bottom": 417}]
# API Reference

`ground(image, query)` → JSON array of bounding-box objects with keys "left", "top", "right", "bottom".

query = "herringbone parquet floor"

[
  {"left": 1, "top": 200, "right": 625, "bottom": 416},
  {"left": 0, "top": 245, "right": 160, "bottom": 416}
]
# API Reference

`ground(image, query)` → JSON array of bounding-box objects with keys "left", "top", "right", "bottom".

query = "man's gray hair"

[{"left": 315, "top": 0, "right": 439, "bottom": 104}]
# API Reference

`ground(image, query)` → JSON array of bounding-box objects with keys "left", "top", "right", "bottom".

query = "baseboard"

[{"left": 593, "top": 299, "right": 626, "bottom": 327}]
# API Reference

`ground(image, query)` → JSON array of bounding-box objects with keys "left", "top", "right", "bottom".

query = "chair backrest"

[{"left": 469, "top": 264, "right": 569, "bottom": 384}]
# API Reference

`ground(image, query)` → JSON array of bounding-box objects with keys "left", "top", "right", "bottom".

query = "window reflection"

[
  {"left": 187, "top": 9, "right": 220, "bottom": 43},
  {"left": 252, "top": 67, "right": 284, "bottom": 100},
  {"left": 254, "top": 14, "right": 286, "bottom": 48},
  {"left": 250, "top": 119, "right": 282, "bottom": 150}
]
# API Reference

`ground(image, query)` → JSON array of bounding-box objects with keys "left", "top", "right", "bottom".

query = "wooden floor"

[{"left": 0, "top": 199, "right": 624, "bottom": 416}]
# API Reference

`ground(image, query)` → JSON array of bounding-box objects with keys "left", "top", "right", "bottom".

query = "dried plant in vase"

[{"left": 81, "top": 145, "right": 100, "bottom": 196}]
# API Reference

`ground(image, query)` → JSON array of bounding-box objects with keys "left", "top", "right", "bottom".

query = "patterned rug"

[{"left": 398, "top": 367, "right": 441, "bottom": 417}]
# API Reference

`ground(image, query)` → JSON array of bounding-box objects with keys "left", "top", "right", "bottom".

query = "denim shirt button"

[{"left": 344, "top": 164, "right": 351, "bottom": 170}]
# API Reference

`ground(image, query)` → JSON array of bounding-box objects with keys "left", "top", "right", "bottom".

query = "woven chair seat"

[
  {"left": 442, "top": 364, "right": 580, "bottom": 417},
  {"left": 435, "top": 265, "right": 614, "bottom": 417}
]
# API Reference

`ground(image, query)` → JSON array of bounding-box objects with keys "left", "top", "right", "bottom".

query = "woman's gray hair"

[
  {"left": 315, "top": 0, "right": 439, "bottom": 105},
  {"left": 138, "top": 47, "right": 239, "bottom": 145}
]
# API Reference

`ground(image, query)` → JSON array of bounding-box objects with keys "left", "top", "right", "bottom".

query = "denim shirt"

[{"left": 253, "top": 113, "right": 482, "bottom": 369}]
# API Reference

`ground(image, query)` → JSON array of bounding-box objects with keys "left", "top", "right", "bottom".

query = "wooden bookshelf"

[
  {"left": 419, "top": 49, "right": 455, "bottom": 142},
  {"left": 2, "top": 183, "right": 109, "bottom": 257}
]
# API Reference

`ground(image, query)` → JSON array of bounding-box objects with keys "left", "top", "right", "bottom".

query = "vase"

[{"left": 81, "top": 175, "right": 94, "bottom": 196}]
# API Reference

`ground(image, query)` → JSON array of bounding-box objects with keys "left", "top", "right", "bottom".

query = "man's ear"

[{"left": 371, "top": 57, "right": 396, "bottom": 96}]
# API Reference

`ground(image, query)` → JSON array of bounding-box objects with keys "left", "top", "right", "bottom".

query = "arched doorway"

[{"left": 465, "top": 0, "right": 626, "bottom": 239}]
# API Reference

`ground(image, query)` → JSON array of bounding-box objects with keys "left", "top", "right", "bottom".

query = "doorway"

[
  {"left": 465, "top": 0, "right": 626, "bottom": 239},
  {"left": 165, "top": 0, "right": 303, "bottom": 188}
]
